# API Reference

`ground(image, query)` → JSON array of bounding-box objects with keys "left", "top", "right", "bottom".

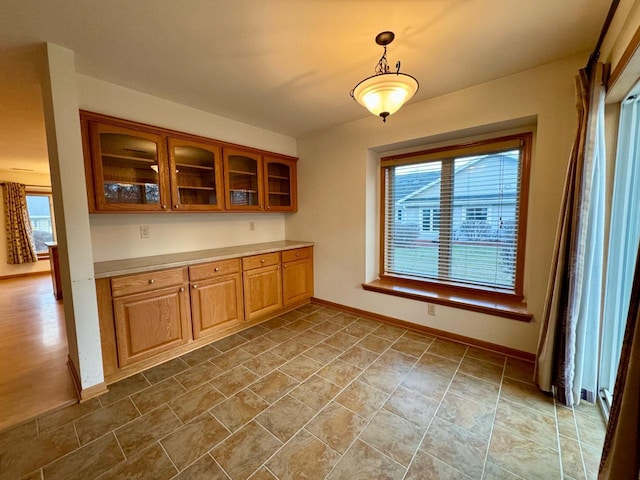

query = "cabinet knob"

[
  {"left": 179, "top": 287, "right": 185, "bottom": 292},
  {"left": 148, "top": 279, "right": 155, "bottom": 284},
  {"left": 193, "top": 284, "right": 198, "bottom": 289},
  {"left": 295, "top": 253, "right": 299, "bottom": 257},
  {"left": 260, "top": 259, "right": 265, "bottom": 264},
  {"left": 277, "top": 266, "right": 281, "bottom": 270},
  {"left": 214, "top": 267, "right": 220, "bottom": 272},
  {"left": 266, "top": 206, "right": 270, "bottom": 209},
  {"left": 283, "top": 264, "right": 287, "bottom": 268},
  {"left": 161, "top": 204, "right": 167, "bottom": 209},
  {"left": 174, "top": 204, "right": 179, "bottom": 209}
]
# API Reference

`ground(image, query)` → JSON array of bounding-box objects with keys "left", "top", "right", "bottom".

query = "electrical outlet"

[
  {"left": 428, "top": 303, "right": 436, "bottom": 316},
  {"left": 139, "top": 225, "right": 150, "bottom": 239},
  {"left": 249, "top": 221, "right": 255, "bottom": 231}
]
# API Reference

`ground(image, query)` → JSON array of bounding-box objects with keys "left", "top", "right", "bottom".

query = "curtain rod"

[
  {"left": 586, "top": 0, "right": 621, "bottom": 73},
  {"left": 0, "top": 182, "right": 51, "bottom": 188}
]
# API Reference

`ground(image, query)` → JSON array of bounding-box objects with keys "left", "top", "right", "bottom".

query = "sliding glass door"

[{"left": 599, "top": 93, "right": 640, "bottom": 415}]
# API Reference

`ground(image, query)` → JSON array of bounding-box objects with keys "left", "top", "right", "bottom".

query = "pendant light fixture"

[{"left": 351, "top": 31, "right": 419, "bottom": 122}]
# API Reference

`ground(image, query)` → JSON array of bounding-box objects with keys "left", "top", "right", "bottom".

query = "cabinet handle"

[
  {"left": 214, "top": 267, "right": 220, "bottom": 272},
  {"left": 148, "top": 279, "right": 155, "bottom": 284},
  {"left": 179, "top": 287, "right": 185, "bottom": 292},
  {"left": 161, "top": 204, "right": 167, "bottom": 209},
  {"left": 192, "top": 284, "right": 198, "bottom": 289}
]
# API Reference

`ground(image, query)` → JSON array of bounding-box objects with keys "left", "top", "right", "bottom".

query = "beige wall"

[
  {"left": 287, "top": 54, "right": 587, "bottom": 354},
  {"left": 76, "top": 74, "right": 298, "bottom": 262},
  {"left": 0, "top": 169, "right": 52, "bottom": 278}
]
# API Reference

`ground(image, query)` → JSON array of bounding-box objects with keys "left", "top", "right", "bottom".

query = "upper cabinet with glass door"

[
  {"left": 81, "top": 111, "right": 298, "bottom": 214},
  {"left": 168, "top": 138, "right": 224, "bottom": 211},
  {"left": 264, "top": 156, "right": 297, "bottom": 212},
  {"left": 88, "top": 122, "right": 170, "bottom": 212},
  {"left": 223, "top": 148, "right": 264, "bottom": 211}
]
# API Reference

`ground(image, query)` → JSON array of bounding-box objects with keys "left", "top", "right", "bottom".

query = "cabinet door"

[
  {"left": 243, "top": 264, "right": 283, "bottom": 321},
  {"left": 90, "top": 122, "right": 170, "bottom": 211},
  {"left": 223, "top": 148, "right": 264, "bottom": 211},
  {"left": 168, "top": 138, "right": 224, "bottom": 211},
  {"left": 264, "top": 156, "right": 297, "bottom": 212},
  {"left": 282, "top": 257, "right": 314, "bottom": 306},
  {"left": 113, "top": 286, "right": 191, "bottom": 367},
  {"left": 191, "top": 273, "right": 244, "bottom": 338}
]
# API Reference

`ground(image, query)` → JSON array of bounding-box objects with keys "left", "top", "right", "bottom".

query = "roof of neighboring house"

[{"left": 396, "top": 153, "right": 519, "bottom": 206}]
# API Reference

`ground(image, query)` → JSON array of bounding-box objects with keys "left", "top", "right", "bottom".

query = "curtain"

[
  {"left": 535, "top": 63, "right": 606, "bottom": 406},
  {"left": 599, "top": 242, "right": 640, "bottom": 480},
  {"left": 2, "top": 182, "right": 38, "bottom": 264}
]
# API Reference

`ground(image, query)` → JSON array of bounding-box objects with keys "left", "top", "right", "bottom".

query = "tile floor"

[{"left": 0, "top": 304, "right": 607, "bottom": 480}]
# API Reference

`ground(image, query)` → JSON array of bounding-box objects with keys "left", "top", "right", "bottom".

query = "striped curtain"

[{"left": 2, "top": 182, "right": 38, "bottom": 264}]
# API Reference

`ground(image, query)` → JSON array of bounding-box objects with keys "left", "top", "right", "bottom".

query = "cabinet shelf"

[
  {"left": 105, "top": 180, "right": 158, "bottom": 187},
  {"left": 268, "top": 192, "right": 291, "bottom": 196},
  {"left": 268, "top": 175, "right": 290, "bottom": 180},
  {"left": 175, "top": 163, "right": 214, "bottom": 171},
  {"left": 230, "top": 188, "right": 258, "bottom": 193},
  {"left": 229, "top": 169, "right": 257, "bottom": 176},
  {"left": 178, "top": 185, "right": 216, "bottom": 191},
  {"left": 103, "top": 153, "right": 156, "bottom": 163}
]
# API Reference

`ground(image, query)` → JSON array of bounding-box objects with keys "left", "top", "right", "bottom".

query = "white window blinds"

[{"left": 382, "top": 135, "right": 528, "bottom": 293}]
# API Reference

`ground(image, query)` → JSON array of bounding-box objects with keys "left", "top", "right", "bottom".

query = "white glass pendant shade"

[{"left": 352, "top": 73, "right": 418, "bottom": 121}]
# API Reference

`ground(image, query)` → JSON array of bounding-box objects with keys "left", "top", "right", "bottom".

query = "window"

[
  {"left": 25, "top": 191, "right": 56, "bottom": 257},
  {"left": 380, "top": 133, "right": 531, "bottom": 298}
]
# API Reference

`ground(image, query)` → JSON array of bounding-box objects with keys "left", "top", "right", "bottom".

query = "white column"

[{"left": 40, "top": 43, "right": 105, "bottom": 393}]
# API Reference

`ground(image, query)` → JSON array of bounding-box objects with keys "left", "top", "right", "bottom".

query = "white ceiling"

[{"left": 0, "top": 0, "right": 610, "bottom": 175}]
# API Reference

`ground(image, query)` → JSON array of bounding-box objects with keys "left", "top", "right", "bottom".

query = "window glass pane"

[
  {"left": 383, "top": 138, "right": 524, "bottom": 293},
  {"left": 26, "top": 194, "right": 55, "bottom": 254}
]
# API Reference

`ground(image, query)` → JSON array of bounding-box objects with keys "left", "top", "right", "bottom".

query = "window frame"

[
  {"left": 25, "top": 188, "right": 56, "bottom": 260},
  {"left": 376, "top": 133, "right": 532, "bottom": 307}
]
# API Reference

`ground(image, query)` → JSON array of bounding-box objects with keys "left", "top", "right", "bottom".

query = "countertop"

[{"left": 93, "top": 240, "right": 314, "bottom": 279}]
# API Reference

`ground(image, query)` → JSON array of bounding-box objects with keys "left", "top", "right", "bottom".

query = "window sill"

[{"left": 362, "top": 278, "right": 532, "bottom": 322}]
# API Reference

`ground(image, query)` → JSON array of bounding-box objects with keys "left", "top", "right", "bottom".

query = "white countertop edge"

[{"left": 93, "top": 240, "right": 314, "bottom": 279}]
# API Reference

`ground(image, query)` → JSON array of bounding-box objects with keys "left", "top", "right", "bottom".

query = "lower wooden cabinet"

[
  {"left": 97, "top": 245, "right": 313, "bottom": 382},
  {"left": 190, "top": 260, "right": 244, "bottom": 338},
  {"left": 113, "top": 284, "right": 191, "bottom": 367},
  {"left": 243, "top": 263, "right": 283, "bottom": 321},
  {"left": 282, "top": 248, "right": 314, "bottom": 307}
]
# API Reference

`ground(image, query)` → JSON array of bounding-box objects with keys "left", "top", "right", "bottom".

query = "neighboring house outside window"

[
  {"left": 380, "top": 133, "right": 531, "bottom": 299},
  {"left": 25, "top": 190, "right": 56, "bottom": 257}
]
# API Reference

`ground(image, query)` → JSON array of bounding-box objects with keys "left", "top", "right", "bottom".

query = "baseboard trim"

[
  {"left": 311, "top": 297, "right": 535, "bottom": 362},
  {"left": 67, "top": 356, "right": 108, "bottom": 402},
  {"left": 0, "top": 270, "right": 51, "bottom": 280}
]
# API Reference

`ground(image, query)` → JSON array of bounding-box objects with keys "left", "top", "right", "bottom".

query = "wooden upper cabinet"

[
  {"left": 81, "top": 111, "right": 298, "bottom": 214},
  {"left": 168, "top": 137, "right": 223, "bottom": 211},
  {"left": 89, "top": 122, "right": 170, "bottom": 212},
  {"left": 264, "top": 156, "right": 297, "bottom": 212},
  {"left": 223, "top": 148, "right": 264, "bottom": 211}
]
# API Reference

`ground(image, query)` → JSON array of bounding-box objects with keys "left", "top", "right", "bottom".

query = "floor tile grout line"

[
  {"left": 400, "top": 345, "right": 467, "bottom": 480},
  {"left": 321, "top": 338, "right": 430, "bottom": 479},
  {"left": 478, "top": 354, "right": 507, "bottom": 480},
  {"left": 225, "top": 331, "right": 417, "bottom": 479}
]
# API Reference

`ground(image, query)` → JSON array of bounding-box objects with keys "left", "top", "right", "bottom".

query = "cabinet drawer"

[
  {"left": 189, "top": 258, "right": 241, "bottom": 282},
  {"left": 111, "top": 268, "right": 188, "bottom": 297},
  {"left": 282, "top": 247, "right": 311, "bottom": 263},
  {"left": 242, "top": 252, "right": 281, "bottom": 271}
]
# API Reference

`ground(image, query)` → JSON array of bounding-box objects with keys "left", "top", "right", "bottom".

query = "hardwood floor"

[{"left": 0, "top": 274, "right": 76, "bottom": 432}]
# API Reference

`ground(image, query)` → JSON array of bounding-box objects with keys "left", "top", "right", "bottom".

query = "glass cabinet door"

[
  {"left": 223, "top": 148, "right": 264, "bottom": 210},
  {"left": 90, "top": 122, "right": 169, "bottom": 211},
  {"left": 264, "top": 156, "right": 297, "bottom": 212},
  {"left": 168, "top": 138, "right": 223, "bottom": 211}
]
